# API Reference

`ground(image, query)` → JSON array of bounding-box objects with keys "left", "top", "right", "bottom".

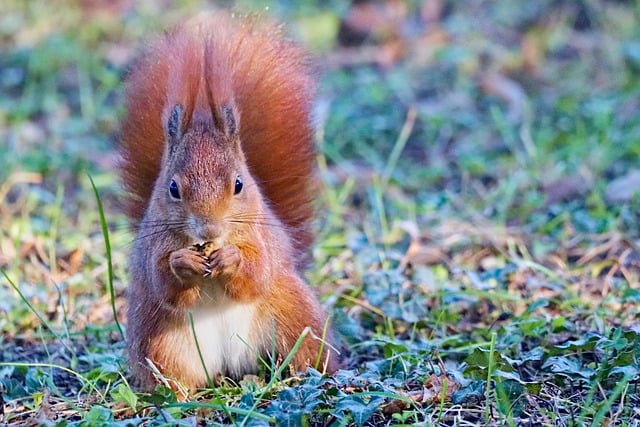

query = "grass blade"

[
  {"left": 88, "top": 174, "right": 124, "bottom": 339},
  {"left": 1, "top": 269, "right": 55, "bottom": 335},
  {"left": 187, "top": 311, "right": 213, "bottom": 388}
]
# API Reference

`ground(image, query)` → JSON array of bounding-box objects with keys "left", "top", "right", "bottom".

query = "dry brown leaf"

[
  {"left": 422, "top": 373, "right": 460, "bottom": 404},
  {"left": 23, "top": 390, "right": 54, "bottom": 427},
  {"left": 402, "top": 240, "right": 447, "bottom": 267},
  {"left": 57, "top": 247, "right": 85, "bottom": 276},
  {"left": 383, "top": 372, "right": 461, "bottom": 415},
  {"left": 339, "top": 0, "right": 408, "bottom": 46}
]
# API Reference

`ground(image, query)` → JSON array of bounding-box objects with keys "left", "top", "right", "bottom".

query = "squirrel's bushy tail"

[{"left": 119, "top": 12, "right": 317, "bottom": 268}]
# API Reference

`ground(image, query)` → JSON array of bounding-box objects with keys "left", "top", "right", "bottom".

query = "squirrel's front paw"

[
  {"left": 207, "top": 245, "right": 241, "bottom": 277},
  {"left": 169, "top": 248, "right": 211, "bottom": 282}
]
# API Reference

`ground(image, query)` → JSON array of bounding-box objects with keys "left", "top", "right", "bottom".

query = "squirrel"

[{"left": 118, "top": 12, "right": 338, "bottom": 391}]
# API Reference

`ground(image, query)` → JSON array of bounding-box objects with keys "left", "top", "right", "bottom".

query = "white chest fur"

[{"left": 188, "top": 300, "right": 260, "bottom": 379}]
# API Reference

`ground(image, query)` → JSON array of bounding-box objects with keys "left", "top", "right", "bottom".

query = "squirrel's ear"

[
  {"left": 165, "top": 103, "right": 183, "bottom": 154},
  {"left": 167, "top": 104, "right": 183, "bottom": 139},
  {"left": 219, "top": 104, "right": 239, "bottom": 138}
]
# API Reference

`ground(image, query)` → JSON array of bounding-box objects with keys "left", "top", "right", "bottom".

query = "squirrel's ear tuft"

[
  {"left": 220, "top": 104, "right": 239, "bottom": 137},
  {"left": 167, "top": 103, "right": 184, "bottom": 140},
  {"left": 165, "top": 103, "right": 184, "bottom": 157}
]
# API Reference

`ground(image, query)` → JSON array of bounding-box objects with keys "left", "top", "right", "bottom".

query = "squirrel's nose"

[{"left": 194, "top": 220, "right": 223, "bottom": 241}]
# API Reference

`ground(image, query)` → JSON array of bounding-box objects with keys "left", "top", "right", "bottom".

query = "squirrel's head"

[{"left": 155, "top": 101, "right": 260, "bottom": 244}]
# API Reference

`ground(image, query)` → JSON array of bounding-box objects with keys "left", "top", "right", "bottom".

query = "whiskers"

[
  {"left": 225, "top": 213, "right": 286, "bottom": 230},
  {"left": 123, "top": 213, "right": 286, "bottom": 248},
  {"left": 129, "top": 219, "right": 191, "bottom": 243}
]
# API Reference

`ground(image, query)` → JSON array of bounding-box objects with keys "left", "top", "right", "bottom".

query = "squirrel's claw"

[
  {"left": 169, "top": 248, "right": 211, "bottom": 282},
  {"left": 207, "top": 245, "right": 241, "bottom": 277}
]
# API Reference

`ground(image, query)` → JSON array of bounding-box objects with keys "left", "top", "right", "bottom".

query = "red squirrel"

[{"left": 118, "top": 12, "right": 338, "bottom": 390}]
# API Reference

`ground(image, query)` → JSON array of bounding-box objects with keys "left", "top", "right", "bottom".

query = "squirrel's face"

[{"left": 160, "top": 125, "right": 259, "bottom": 244}]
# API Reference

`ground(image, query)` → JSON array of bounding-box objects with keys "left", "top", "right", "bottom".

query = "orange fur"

[{"left": 119, "top": 12, "right": 337, "bottom": 391}]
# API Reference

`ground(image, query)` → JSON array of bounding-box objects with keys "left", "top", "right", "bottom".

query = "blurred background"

[{"left": 2, "top": 0, "right": 640, "bottom": 336}]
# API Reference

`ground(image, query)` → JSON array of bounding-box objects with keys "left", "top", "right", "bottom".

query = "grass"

[{"left": 2, "top": 0, "right": 640, "bottom": 425}]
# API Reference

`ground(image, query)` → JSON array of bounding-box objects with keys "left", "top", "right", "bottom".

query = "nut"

[{"left": 188, "top": 240, "right": 220, "bottom": 258}]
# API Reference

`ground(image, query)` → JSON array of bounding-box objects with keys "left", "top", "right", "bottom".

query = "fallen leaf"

[
  {"left": 605, "top": 170, "right": 640, "bottom": 203},
  {"left": 383, "top": 373, "right": 461, "bottom": 415},
  {"left": 422, "top": 373, "right": 460, "bottom": 404},
  {"left": 543, "top": 174, "right": 591, "bottom": 204},
  {"left": 402, "top": 240, "right": 447, "bottom": 267},
  {"left": 338, "top": 0, "right": 408, "bottom": 47}
]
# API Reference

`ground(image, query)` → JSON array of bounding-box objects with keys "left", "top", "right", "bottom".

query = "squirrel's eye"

[
  {"left": 234, "top": 175, "right": 243, "bottom": 195},
  {"left": 169, "top": 179, "right": 181, "bottom": 199}
]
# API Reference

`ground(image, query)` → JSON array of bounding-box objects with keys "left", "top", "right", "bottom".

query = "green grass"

[{"left": 2, "top": 0, "right": 640, "bottom": 425}]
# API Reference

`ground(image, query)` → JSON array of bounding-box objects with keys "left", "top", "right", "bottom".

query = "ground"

[{"left": 1, "top": 0, "right": 640, "bottom": 425}]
